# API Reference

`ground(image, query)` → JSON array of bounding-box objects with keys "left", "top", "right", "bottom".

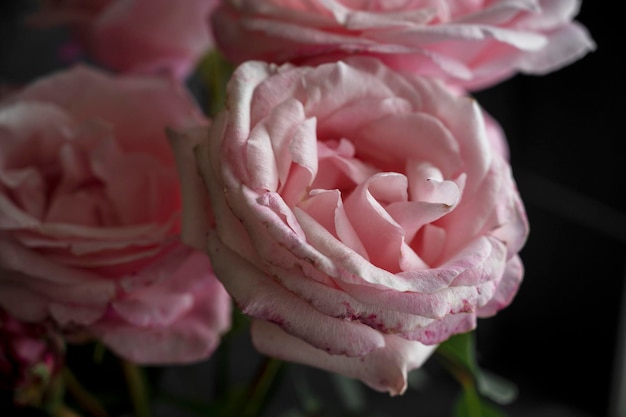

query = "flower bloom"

[
  {"left": 29, "top": 0, "right": 218, "bottom": 79},
  {"left": 0, "top": 66, "right": 231, "bottom": 364},
  {"left": 212, "top": 0, "right": 595, "bottom": 89},
  {"left": 0, "top": 309, "right": 64, "bottom": 408},
  {"left": 172, "top": 57, "right": 528, "bottom": 394}
]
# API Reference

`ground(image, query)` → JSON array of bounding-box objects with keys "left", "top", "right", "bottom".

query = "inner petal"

[
  {"left": 90, "top": 136, "right": 179, "bottom": 226},
  {"left": 247, "top": 99, "right": 309, "bottom": 192},
  {"left": 343, "top": 173, "right": 408, "bottom": 272},
  {"left": 355, "top": 113, "right": 463, "bottom": 175},
  {"left": 277, "top": 117, "right": 319, "bottom": 206},
  {"left": 311, "top": 138, "right": 378, "bottom": 192},
  {"left": 45, "top": 142, "right": 115, "bottom": 226},
  {"left": 2, "top": 167, "right": 48, "bottom": 221},
  {"left": 299, "top": 188, "right": 369, "bottom": 260}
]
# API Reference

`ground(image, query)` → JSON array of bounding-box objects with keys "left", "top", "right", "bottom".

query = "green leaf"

[
  {"left": 454, "top": 384, "right": 482, "bottom": 417},
  {"left": 436, "top": 331, "right": 479, "bottom": 376},
  {"left": 454, "top": 389, "right": 509, "bottom": 417}
]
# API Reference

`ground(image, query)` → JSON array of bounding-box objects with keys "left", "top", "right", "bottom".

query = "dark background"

[
  {"left": 472, "top": 2, "right": 624, "bottom": 416},
  {"left": 1, "top": 1, "right": 623, "bottom": 417}
]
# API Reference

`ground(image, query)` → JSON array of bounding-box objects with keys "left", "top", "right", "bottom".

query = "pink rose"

[
  {"left": 171, "top": 57, "right": 528, "bottom": 395},
  {"left": 0, "top": 66, "right": 231, "bottom": 364},
  {"left": 212, "top": 0, "right": 595, "bottom": 89},
  {"left": 29, "top": 0, "right": 218, "bottom": 79}
]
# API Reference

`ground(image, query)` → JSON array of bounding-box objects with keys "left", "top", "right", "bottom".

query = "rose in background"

[
  {"left": 212, "top": 0, "right": 595, "bottom": 90},
  {"left": 28, "top": 0, "right": 219, "bottom": 79},
  {"left": 1, "top": 309, "right": 64, "bottom": 408},
  {"left": 171, "top": 57, "right": 528, "bottom": 395},
  {"left": 0, "top": 66, "right": 231, "bottom": 365}
]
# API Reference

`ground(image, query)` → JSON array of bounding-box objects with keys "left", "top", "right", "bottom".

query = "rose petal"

[
  {"left": 207, "top": 231, "right": 385, "bottom": 357},
  {"left": 252, "top": 320, "right": 437, "bottom": 396}
]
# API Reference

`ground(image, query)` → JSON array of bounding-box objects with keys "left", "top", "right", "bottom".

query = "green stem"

[
  {"left": 238, "top": 357, "right": 285, "bottom": 417},
  {"left": 459, "top": 379, "right": 483, "bottom": 417},
  {"left": 62, "top": 369, "right": 111, "bottom": 417},
  {"left": 437, "top": 354, "right": 482, "bottom": 417},
  {"left": 121, "top": 360, "right": 151, "bottom": 417}
]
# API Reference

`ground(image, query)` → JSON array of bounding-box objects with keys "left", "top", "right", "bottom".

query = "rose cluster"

[{"left": 1, "top": 0, "right": 594, "bottom": 399}]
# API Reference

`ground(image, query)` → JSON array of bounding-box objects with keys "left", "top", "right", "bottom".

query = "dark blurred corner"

[
  {"left": 473, "top": 2, "right": 625, "bottom": 417},
  {"left": 1, "top": 1, "right": 622, "bottom": 417}
]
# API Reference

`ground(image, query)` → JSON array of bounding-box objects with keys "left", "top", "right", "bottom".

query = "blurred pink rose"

[
  {"left": 171, "top": 58, "right": 528, "bottom": 394},
  {"left": 0, "top": 66, "right": 231, "bottom": 364},
  {"left": 212, "top": 0, "right": 595, "bottom": 89},
  {"left": 29, "top": 0, "right": 218, "bottom": 79},
  {"left": 0, "top": 309, "right": 64, "bottom": 407}
]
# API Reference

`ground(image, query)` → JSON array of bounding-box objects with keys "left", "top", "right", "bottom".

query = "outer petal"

[
  {"left": 211, "top": 0, "right": 595, "bottom": 89},
  {"left": 0, "top": 235, "right": 115, "bottom": 325},
  {"left": 92, "top": 248, "right": 231, "bottom": 364},
  {"left": 516, "top": 22, "right": 596, "bottom": 74},
  {"left": 92, "top": 0, "right": 215, "bottom": 78},
  {"left": 478, "top": 255, "right": 524, "bottom": 317},
  {"left": 252, "top": 320, "right": 437, "bottom": 396},
  {"left": 207, "top": 231, "right": 386, "bottom": 357},
  {"left": 12, "top": 66, "right": 207, "bottom": 164}
]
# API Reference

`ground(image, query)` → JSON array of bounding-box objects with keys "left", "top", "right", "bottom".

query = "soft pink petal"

[
  {"left": 91, "top": 0, "right": 215, "bottom": 78},
  {"left": 343, "top": 173, "right": 408, "bottom": 272},
  {"left": 13, "top": 66, "right": 207, "bottom": 164},
  {"left": 403, "top": 312, "right": 477, "bottom": 345},
  {"left": 516, "top": 22, "right": 596, "bottom": 74},
  {"left": 278, "top": 117, "right": 319, "bottom": 205},
  {"left": 312, "top": 139, "right": 379, "bottom": 191},
  {"left": 207, "top": 231, "right": 385, "bottom": 356},
  {"left": 93, "top": 313, "right": 223, "bottom": 365},
  {"left": 300, "top": 189, "right": 369, "bottom": 259},
  {"left": 94, "top": 248, "right": 232, "bottom": 364},
  {"left": 212, "top": 0, "right": 594, "bottom": 89},
  {"left": 356, "top": 113, "right": 463, "bottom": 175},
  {"left": 478, "top": 255, "right": 524, "bottom": 317},
  {"left": 252, "top": 320, "right": 437, "bottom": 396}
]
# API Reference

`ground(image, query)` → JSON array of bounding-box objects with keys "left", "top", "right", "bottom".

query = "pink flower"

[
  {"left": 171, "top": 58, "right": 528, "bottom": 395},
  {"left": 0, "top": 309, "right": 64, "bottom": 407},
  {"left": 0, "top": 66, "right": 231, "bottom": 365},
  {"left": 212, "top": 0, "right": 595, "bottom": 89},
  {"left": 29, "top": 0, "right": 218, "bottom": 79}
]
